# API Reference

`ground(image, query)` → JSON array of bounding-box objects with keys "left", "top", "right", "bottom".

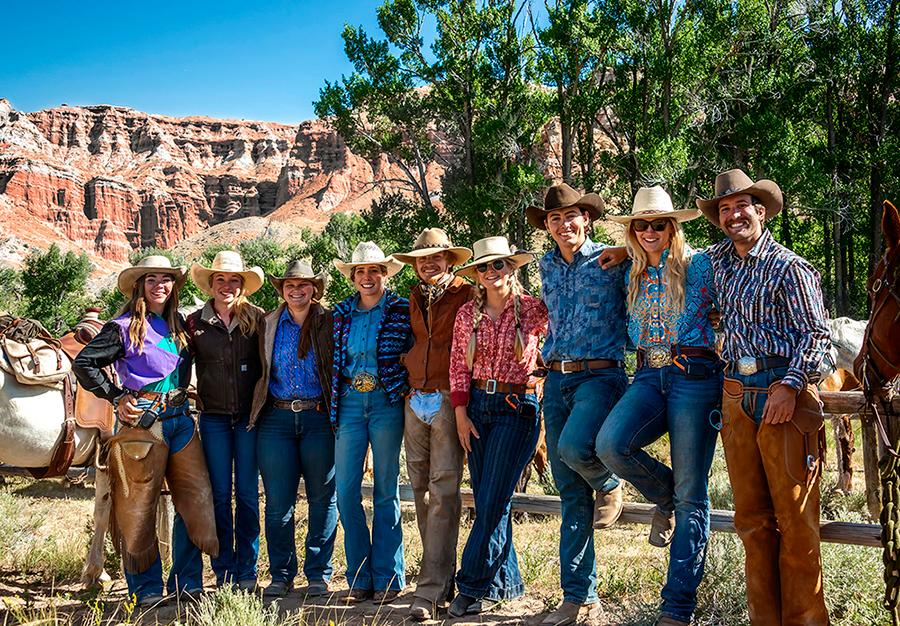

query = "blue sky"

[{"left": 0, "top": 0, "right": 409, "bottom": 124}]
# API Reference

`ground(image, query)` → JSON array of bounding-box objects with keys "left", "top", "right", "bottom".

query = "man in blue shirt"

[{"left": 527, "top": 183, "right": 629, "bottom": 626}]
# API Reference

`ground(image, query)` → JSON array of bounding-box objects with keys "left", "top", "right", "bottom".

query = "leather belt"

[
  {"left": 728, "top": 355, "right": 791, "bottom": 376},
  {"left": 134, "top": 388, "right": 189, "bottom": 407},
  {"left": 472, "top": 379, "right": 536, "bottom": 395},
  {"left": 272, "top": 397, "right": 322, "bottom": 412},
  {"left": 636, "top": 345, "right": 719, "bottom": 369},
  {"left": 548, "top": 359, "right": 624, "bottom": 374}
]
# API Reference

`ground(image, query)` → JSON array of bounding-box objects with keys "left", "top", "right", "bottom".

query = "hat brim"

[
  {"left": 609, "top": 208, "right": 702, "bottom": 224},
  {"left": 455, "top": 251, "right": 534, "bottom": 279},
  {"left": 332, "top": 256, "right": 405, "bottom": 280},
  {"left": 269, "top": 272, "right": 328, "bottom": 301},
  {"left": 190, "top": 263, "right": 264, "bottom": 298},
  {"left": 696, "top": 180, "right": 783, "bottom": 226},
  {"left": 526, "top": 193, "right": 606, "bottom": 230},
  {"left": 393, "top": 246, "right": 473, "bottom": 267},
  {"left": 117, "top": 265, "right": 187, "bottom": 297}
]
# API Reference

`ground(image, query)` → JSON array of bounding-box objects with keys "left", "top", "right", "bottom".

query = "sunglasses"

[
  {"left": 632, "top": 218, "right": 671, "bottom": 232},
  {"left": 475, "top": 259, "right": 507, "bottom": 273}
]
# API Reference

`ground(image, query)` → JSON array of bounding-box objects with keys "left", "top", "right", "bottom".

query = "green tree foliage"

[{"left": 20, "top": 245, "right": 91, "bottom": 334}]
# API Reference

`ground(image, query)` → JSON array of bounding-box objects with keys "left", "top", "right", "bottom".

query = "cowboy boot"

[
  {"left": 165, "top": 429, "right": 219, "bottom": 558},
  {"left": 757, "top": 385, "right": 830, "bottom": 626},
  {"left": 106, "top": 425, "right": 169, "bottom": 573},
  {"left": 721, "top": 379, "right": 782, "bottom": 625}
]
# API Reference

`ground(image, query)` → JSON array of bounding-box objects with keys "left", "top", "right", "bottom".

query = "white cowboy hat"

[
  {"left": 117, "top": 255, "right": 187, "bottom": 297},
  {"left": 269, "top": 259, "right": 329, "bottom": 301},
  {"left": 332, "top": 241, "right": 404, "bottom": 280},
  {"left": 455, "top": 236, "right": 534, "bottom": 279},
  {"left": 609, "top": 186, "right": 701, "bottom": 224},
  {"left": 393, "top": 228, "right": 473, "bottom": 267},
  {"left": 190, "top": 251, "right": 264, "bottom": 298}
]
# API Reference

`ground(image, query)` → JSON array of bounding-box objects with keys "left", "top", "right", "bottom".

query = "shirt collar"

[
  {"left": 552, "top": 236, "right": 598, "bottom": 264},
  {"left": 746, "top": 229, "right": 773, "bottom": 258},
  {"left": 278, "top": 306, "right": 299, "bottom": 328},
  {"left": 353, "top": 291, "right": 387, "bottom": 313}
]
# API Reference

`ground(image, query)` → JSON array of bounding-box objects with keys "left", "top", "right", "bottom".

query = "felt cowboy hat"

[
  {"left": 190, "top": 251, "right": 264, "bottom": 298},
  {"left": 455, "top": 236, "right": 534, "bottom": 279},
  {"left": 393, "top": 228, "right": 473, "bottom": 267},
  {"left": 117, "top": 255, "right": 187, "bottom": 297},
  {"left": 609, "top": 186, "right": 700, "bottom": 224},
  {"left": 525, "top": 183, "right": 606, "bottom": 230},
  {"left": 695, "top": 168, "right": 783, "bottom": 226},
  {"left": 269, "top": 259, "right": 329, "bottom": 300},
  {"left": 332, "top": 241, "right": 404, "bottom": 280}
]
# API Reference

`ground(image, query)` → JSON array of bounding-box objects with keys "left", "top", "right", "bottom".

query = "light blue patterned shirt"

[
  {"left": 625, "top": 248, "right": 717, "bottom": 350},
  {"left": 269, "top": 307, "right": 323, "bottom": 400},
  {"left": 343, "top": 292, "right": 385, "bottom": 377},
  {"left": 540, "top": 237, "right": 629, "bottom": 362}
]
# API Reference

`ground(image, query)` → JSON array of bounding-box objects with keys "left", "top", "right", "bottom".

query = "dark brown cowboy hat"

[
  {"left": 695, "top": 169, "right": 783, "bottom": 226},
  {"left": 269, "top": 260, "right": 328, "bottom": 300},
  {"left": 526, "top": 183, "right": 605, "bottom": 230}
]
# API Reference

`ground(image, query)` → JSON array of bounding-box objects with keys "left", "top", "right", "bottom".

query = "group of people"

[{"left": 71, "top": 167, "right": 832, "bottom": 626}]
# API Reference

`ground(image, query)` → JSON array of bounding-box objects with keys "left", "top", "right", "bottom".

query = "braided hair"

[{"left": 464, "top": 268, "right": 526, "bottom": 369}]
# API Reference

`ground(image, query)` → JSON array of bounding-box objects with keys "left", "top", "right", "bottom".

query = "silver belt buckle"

[
  {"left": 559, "top": 360, "right": 576, "bottom": 374},
  {"left": 290, "top": 399, "right": 306, "bottom": 412},
  {"left": 737, "top": 356, "right": 758, "bottom": 376},
  {"left": 646, "top": 346, "right": 673, "bottom": 368},
  {"left": 485, "top": 379, "right": 498, "bottom": 394}
]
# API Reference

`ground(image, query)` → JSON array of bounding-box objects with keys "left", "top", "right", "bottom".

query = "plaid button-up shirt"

[
  {"left": 539, "top": 237, "right": 629, "bottom": 362},
  {"left": 707, "top": 230, "right": 831, "bottom": 389}
]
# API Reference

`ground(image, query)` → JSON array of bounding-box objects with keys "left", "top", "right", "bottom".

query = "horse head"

[{"left": 855, "top": 200, "right": 900, "bottom": 392}]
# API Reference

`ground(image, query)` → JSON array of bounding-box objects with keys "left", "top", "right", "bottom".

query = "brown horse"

[{"left": 855, "top": 200, "right": 900, "bottom": 623}]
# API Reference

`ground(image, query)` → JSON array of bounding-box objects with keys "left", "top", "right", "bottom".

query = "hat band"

[{"left": 414, "top": 243, "right": 450, "bottom": 250}]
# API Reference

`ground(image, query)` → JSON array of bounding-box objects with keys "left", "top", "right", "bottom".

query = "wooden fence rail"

[{"left": 820, "top": 390, "right": 900, "bottom": 416}]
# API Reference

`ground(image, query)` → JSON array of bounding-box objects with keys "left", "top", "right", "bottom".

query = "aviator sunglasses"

[
  {"left": 632, "top": 218, "right": 671, "bottom": 233},
  {"left": 475, "top": 259, "right": 507, "bottom": 273}
]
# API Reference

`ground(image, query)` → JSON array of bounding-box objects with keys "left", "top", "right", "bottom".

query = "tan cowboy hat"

[
  {"left": 117, "top": 255, "right": 187, "bottom": 297},
  {"left": 269, "top": 260, "right": 329, "bottom": 300},
  {"left": 393, "top": 228, "right": 473, "bottom": 267},
  {"left": 609, "top": 186, "right": 701, "bottom": 224},
  {"left": 526, "top": 183, "right": 606, "bottom": 230},
  {"left": 190, "top": 251, "right": 264, "bottom": 298},
  {"left": 695, "top": 168, "right": 784, "bottom": 226},
  {"left": 456, "top": 237, "right": 534, "bottom": 279},
  {"left": 333, "top": 241, "right": 404, "bottom": 280}
]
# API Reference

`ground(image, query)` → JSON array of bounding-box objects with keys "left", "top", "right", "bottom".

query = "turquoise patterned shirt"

[{"left": 625, "top": 247, "right": 717, "bottom": 350}]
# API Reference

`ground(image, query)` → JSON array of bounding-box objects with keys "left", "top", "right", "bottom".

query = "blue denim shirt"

[
  {"left": 540, "top": 237, "right": 629, "bottom": 362},
  {"left": 269, "top": 307, "right": 323, "bottom": 400},
  {"left": 625, "top": 248, "right": 717, "bottom": 350},
  {"left": 343, "top": 292, "right": 386, "bottom": 377}
]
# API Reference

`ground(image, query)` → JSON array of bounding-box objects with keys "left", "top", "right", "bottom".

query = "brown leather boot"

[
  {"left": 166, "top": 429, "right": 219, "bottom": 558},
  {"left": 655, "top": 615, "right": 690, "bottom": 626},
  {"left": 648, "top": 506, "right": 675, "bottom": 547},
  {"left": 592, "top": 485, "right": 624, "bottom": 529},
  {"left": 721, "top": 379, "right": 782, "bottom": 625}
]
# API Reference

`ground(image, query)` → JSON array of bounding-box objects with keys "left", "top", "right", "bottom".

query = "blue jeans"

[
  {"left": 542, "top": 368, "right": 627, "bottom": 604},
  {"left": 596, "top": 359, "right": 722, "bottom": 622},
  {"left": 728, "top": 366, "right": 790, "bottom": 424},
  {"left": 335, "top": 388, "right": 405, "bottom": 591},
  {"left": 256, "top": 406, "right": 337, "bottom": 585},
  {"left": 124, "top": 403, "right": 204, "bottom": 601},
  {"left": 456, "top": 389, "right": 540, "bottom": 601},
  {"left": 199, "top": 412, "right": 260, "bottom": 585}
]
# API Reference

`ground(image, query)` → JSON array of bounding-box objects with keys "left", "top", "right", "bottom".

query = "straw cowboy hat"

[
  {"left": 190, "top": 251, "right": 264, "bottom": 298},
  {"left": 269, "top": 260, "right": 329, "bottom": 301},
  {"left": 609, "top": 186, "right": 700, "bottom": 225},
  {"left": 526, "top": 183, "right": 606, "bottom": 230},
  {"left": 393, "top": 228, "right": 473, "bottom": 267},
  {"left": 695, "top": 168, "right": 784, "bottom": 226},
  {"left": 333, "top": 241, "right": 404, "bottom": 280},
  {"left": 456, "top": 237, "right": 534, "bottom": 279},
  {"left": 117, "top": 255, "right": 187, "bottom": 297}
]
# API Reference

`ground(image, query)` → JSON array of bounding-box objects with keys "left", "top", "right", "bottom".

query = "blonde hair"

[
  {"left": 465, "top": 270, "right": 526, "bottom": 369},
  {"left": 625, "top": 219, "right": 689, "bottom": 316},
  {"left": 120, "top": 275, "right": 188, "bottom": 353},
  {"left": 209, "top": 273, "right": 261, "bottom": 337}
]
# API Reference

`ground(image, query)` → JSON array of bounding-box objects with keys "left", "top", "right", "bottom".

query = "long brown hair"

[
  {"left": 625, "top": 219, "right": 689, "bottom": 316},
  {"left": 465, "top": 270, "right": 525, "bottom": 369},
  {"left": 120, "top": 275, "right": 188, "bottom": 353},
  {"left": 209, "top": 273, "right": 262, "bottom": 337}
]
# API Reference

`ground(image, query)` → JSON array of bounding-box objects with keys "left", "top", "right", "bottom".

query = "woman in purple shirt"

[{"left": 595, "top": 187, "right": 723, "bottom": 626}]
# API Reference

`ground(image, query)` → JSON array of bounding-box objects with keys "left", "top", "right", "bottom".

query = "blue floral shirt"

[
  {"left": 625, "top": 247, "right": 717, "bottom": 350},
  {"left": 269, "top": 307, "right": 323, "bottom": 400},
  {"left": 540, "top": 237, "right": 629, "bottom": 362}
]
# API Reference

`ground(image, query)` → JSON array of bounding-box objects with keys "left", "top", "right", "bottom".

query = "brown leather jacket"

[
  {"left": 249, "top": 302, "right": 334, "bottom": 427},
  {"left": 406, "top": 276, "right": 474, "bottom": 391},
  {"left": 186, "top": 301, "right": 264, "bottom": 416}
]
